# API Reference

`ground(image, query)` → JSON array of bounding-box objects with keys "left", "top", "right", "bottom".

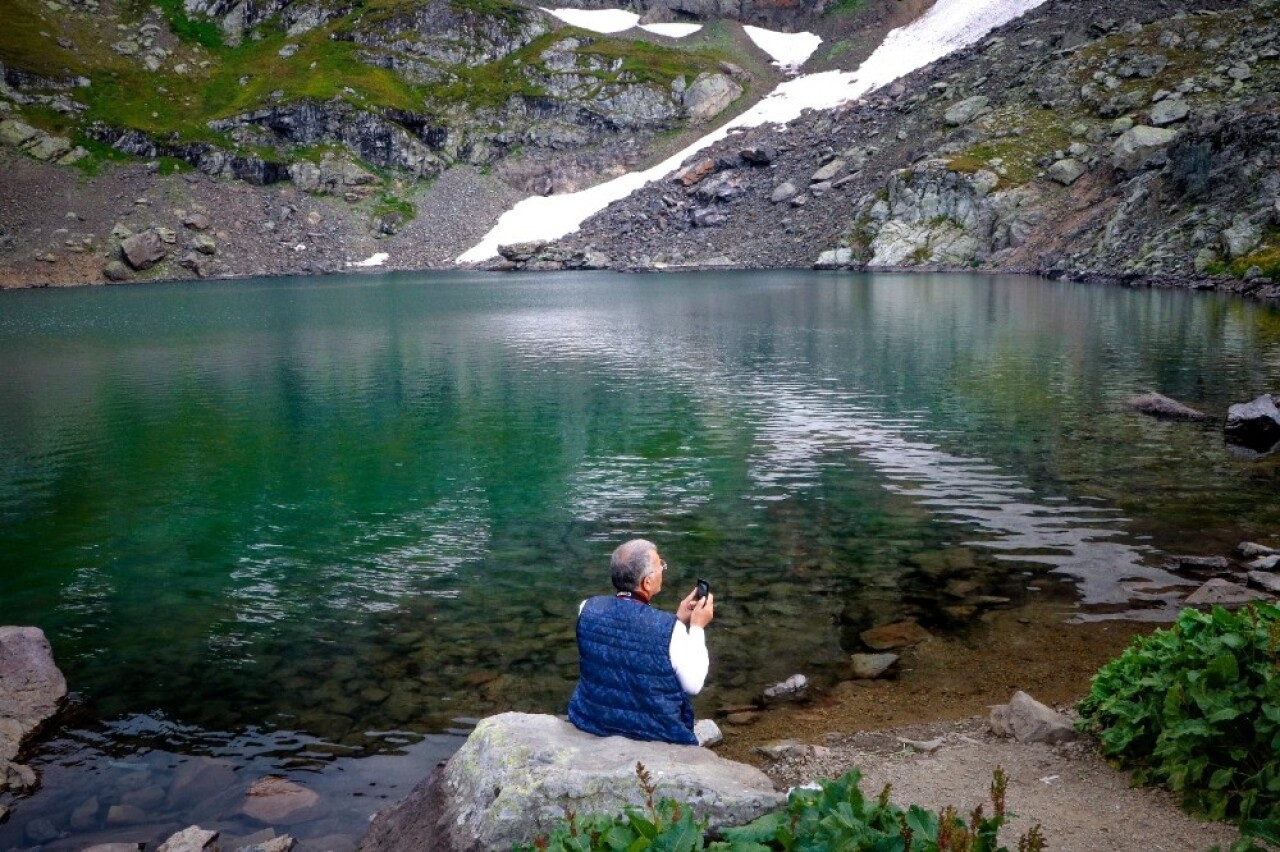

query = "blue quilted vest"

[{"left": 567, "top": 596, "right": 697, "bottom": 745}]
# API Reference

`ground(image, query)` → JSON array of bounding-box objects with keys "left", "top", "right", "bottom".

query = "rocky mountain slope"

[
  {"left": 0, "top": 0, "right": 802, "bottom": 284},
  {"left": 523, "top": 0, "right": 1280, "bottom": 298},
  {"left": 2, "top": 0, "right": 1277, "bottom": 296}
]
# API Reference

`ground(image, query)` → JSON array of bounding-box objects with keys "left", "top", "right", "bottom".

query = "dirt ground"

[{"left": 714, "top": 601, "right": 1244, "bottom": 851}]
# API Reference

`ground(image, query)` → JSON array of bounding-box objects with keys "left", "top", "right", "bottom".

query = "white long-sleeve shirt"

[{"left": 578, "top": 599, "right": 709, "bottom": 694}]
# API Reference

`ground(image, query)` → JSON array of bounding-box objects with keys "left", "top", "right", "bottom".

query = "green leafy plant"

[
  {"left": 521, "top": 764, "right": 1045, "bottom": 851},
  {"left": 720, "top": 766, "right": 1041, "bottom": 852},
  {"left": 1078, "top": 603, "right": 1280, "bottom": 823}
]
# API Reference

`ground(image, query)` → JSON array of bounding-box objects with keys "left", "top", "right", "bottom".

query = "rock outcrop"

[
  {"left": 1224, "top": 394, "right": 1280, "bottom": 452},
  {"left": 0, "top": 626, "right": 68, "bottom": 796},
  {"left": 359, "top": 712, "right": 785, "bottom": 852}
]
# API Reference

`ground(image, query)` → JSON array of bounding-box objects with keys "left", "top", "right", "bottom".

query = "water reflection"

[{"left": 1, "top": 271, "right": 1278, "bottom": 847}]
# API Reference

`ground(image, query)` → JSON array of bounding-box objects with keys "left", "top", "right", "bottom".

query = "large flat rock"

[
  {"left": 359, "top": 712, "right": 784, "bottom": 852},
  {"left": 0, "top": 626, "right": 67, "bottom": 795}
]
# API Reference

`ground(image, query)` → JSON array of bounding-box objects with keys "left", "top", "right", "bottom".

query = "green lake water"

[{"left": 1, "top": 270, "right": 1279, "bottom": 848}]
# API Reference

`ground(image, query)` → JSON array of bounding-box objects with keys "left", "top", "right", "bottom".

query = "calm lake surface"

[{"left": 2, "top": 270, "right": 1279, "bottom": 848}]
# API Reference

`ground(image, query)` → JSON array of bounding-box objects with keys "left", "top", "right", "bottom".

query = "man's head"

[{"left": 611, "top": 538, "right": 664, "bottom": 597}]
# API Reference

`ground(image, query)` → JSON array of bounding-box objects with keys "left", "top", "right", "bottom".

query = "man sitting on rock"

[{"left": 568, "top": 538, "right": 714, "bottom": 745}]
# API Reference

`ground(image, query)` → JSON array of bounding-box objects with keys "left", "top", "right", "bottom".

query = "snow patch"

[
  {"left": 349, "top": 252, "right": 389, "bottom": 268},
  {"left": 540, "top": 7, "right": 638, "bottom": 33},
  {"left": 742, "top": 25, "right": 822, "bottom": 72},
  {"left": 459, "top": 0, "right": 1050, "bottom": 263},
  {"left": 639, "top": 22, "right": 703, "bottom": 37}
]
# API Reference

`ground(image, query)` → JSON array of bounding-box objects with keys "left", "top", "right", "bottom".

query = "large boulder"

[
  {"left": 681, "top": 73, "right": 743, "bottom": 124},
  {"left": 1224, "top": 394, "right": 1280, "bottom": 452},
  {"left": 120, "top": 230, "right": 169, "bottom": 271},
  {"left": 989, "top": 691, "right": 1080, "bottom": 745},
  {"left": 359, "top": 712, "right": 784, "bottom": 852},
  {"left": 1111, "top": 125, "right": 1179, "bottom": 172},
  {"left": 0, "top": 626, "right": 68, "bottom": 795}
]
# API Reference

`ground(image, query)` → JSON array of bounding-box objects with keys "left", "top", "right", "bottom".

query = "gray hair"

[{"left": 611, "top": 539, "right": 657, "bottom": 592}]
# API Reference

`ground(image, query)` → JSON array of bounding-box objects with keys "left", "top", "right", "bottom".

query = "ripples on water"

[{"left": 1, "top": 271, "right": 1278, "bottom": 848}]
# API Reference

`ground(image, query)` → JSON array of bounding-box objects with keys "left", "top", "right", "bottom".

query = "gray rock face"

[
  {"left": 682, "top": 73, "right": 743, "bottom": 125},
  {"left": 1221, "top": 217, "right": 1262, "bottom": 260},
  {"left": 943, "top": 96, "right": 989, "bottom": 126},
  {"left": 1224, "top": 394, "right": 1280, "bottom": 452},
  {"left": 1047, "top": 158, "right": 1085, "bottom": 186},
  {"left": 1111, "top": 125, "right": 1179, "bottom": 171},
  {"left": 855, "top": 161, "right": 1036, "bottom": 268},
  {"left": 1, "top": 626, "right": 67, "bottom": 795},
  {"left": 359, "top": 712, "right": 783, "bottom": 852},
  {"left": 1150, "top": 98, "right": 1190, "bottom": 126},
  {"left": 989, "top": 691, "right": 1080, "bottom": 745},
  {"left": 1124, "top": 392, "right": 1209, "bottom": 421},
  {"left": 103, "top": 260, "right": 133, "bottom": 282},
  {"left": 814, "top": 247, "right": 853, "bottom": 268}
]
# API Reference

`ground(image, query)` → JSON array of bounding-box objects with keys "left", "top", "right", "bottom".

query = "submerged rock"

[
  {"left": 359, "top": 712, "right": 782, "bottom": 852},
  {"left": 242, "top": 777, "right": 320, "bottom": 824},
  {"left": 860, "top": 620, "right": 931, "bottom": 651},
  {"left": 762, "top": 673, "right": 808, "bottom": 700},
  {"left": 1124, "top": 392, "right": 1209, "bottom": 421},
  {"left": 848, "top": 653, "right": 898, "bottom": 679}
]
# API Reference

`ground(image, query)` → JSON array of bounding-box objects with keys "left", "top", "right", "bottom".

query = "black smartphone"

[{"left": 695, "top": 578, "right": 710, "bottom": 600}]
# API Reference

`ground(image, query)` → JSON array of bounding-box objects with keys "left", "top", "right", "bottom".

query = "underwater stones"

[
  {"left": 1124, "top": 392, "right": 1209, "bottom": 421},
  {"left": 106, "top": 804, "right": 149, "bottom": 826},
  {"left": 762, "top": 673, "right": 808, "bottom": 700},
  {"left": 848, "top": 653, "right": 898, "bottom": 679},
  {"left": 242, "top": 776, "right": 321, "bottom": 824},
  {"left": 908, "top": 548, "right": 975, "bottom": 577},
  {"left": 860, "top": 620, "right": 932, "bottom": 651}
]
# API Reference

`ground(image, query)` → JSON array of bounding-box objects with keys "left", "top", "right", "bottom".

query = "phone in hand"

[{"left": 695, "top": 578, "right": 710, "bottom": 600}]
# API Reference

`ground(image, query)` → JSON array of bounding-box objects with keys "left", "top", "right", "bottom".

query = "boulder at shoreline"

[
  {"left": 0, "top": 626, "right": 68, "bottom": 795},
  {"left": 359, "top": 712, "right": 785, "bottom": 852}
]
